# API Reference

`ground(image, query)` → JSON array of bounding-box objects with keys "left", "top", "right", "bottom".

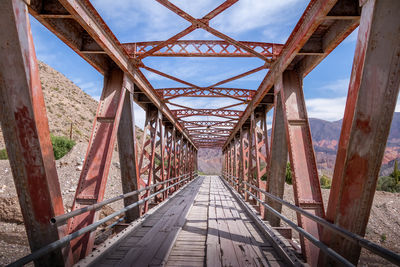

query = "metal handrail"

[
  {"left": 51, "top": 172, "right": 194, "bottom": 225},
  {"left": 221, "top": 174, "right": 400, "bottom": 265},
  {"left": 242, "top": 181, "right": 400, "bottom": 266},
  {"left": 243, "top": 189, "right": 353, "bottom": 266},
  {"left": 7, "top": 174, "right": 199, "bottom": 267}
]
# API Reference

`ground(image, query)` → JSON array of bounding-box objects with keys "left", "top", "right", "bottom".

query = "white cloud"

[
  {"left": 306, "top": 97, "right": 347, "bottom": 121},
  {"left": 396, "top": 96, "right": 400, "bottom": 112},
  {"left": 212, "top": 0, "right": 304, "bottom": 39},
  {"left": 320, "top": 78, "right": 350, "bottom": 94}
]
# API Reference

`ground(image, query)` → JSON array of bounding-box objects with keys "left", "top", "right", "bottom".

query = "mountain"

[
  {"left": 198, "top": 114, "right": 400, "bottom": 176},
  {"left": 310, "top": 114, "right": 400, "bottom": 176}
]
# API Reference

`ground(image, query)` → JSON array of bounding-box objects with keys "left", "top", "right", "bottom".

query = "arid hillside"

[{"left": 0, "top": 61, "right": 98, "bottom": 149}]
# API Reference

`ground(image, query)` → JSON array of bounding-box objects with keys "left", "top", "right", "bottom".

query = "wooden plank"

[
  {"left": 220, "top": 182, "right": 269, "bottom": 266},
  {"left": 119, "top": 177, "right": 203, "bottom": 266},
  {"left": 166, "top": 176, "right": 209, "bottom": 266},
  {"left": 204, "top": 177, "right": 221, "bottom": 267},
  {"left": 212, "top": 178, "right": 242, "bottom": 266}
]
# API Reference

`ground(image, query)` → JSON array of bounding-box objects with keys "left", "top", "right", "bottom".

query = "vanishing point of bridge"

[{"left": 0, "top": 0, "right": 400, "bottom": 266}]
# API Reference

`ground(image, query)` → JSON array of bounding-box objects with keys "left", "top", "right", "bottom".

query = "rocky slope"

[{"left": 0, "top": 61, "right": 97, "bottom": 149}]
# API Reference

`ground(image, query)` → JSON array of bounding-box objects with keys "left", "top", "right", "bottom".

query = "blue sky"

[{"left": 29, "top": 0, "right": 399, "bottom": 129}]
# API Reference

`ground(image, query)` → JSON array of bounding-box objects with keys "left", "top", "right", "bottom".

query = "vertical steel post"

[
  {"left": 117, "top": 85, "right": 141, "bottom": 223},
  {"left": 163, "top": 125, "right": 173, "bottom": 198},
  {"left": 321, "top": 0, "right": 400, "bottom": 265},
  {"left": 265, "top": 90, "right": 288, "bottom": 227},
  {"left": 279, "top": 70, "right": 325, "bottom": 266},
  {"left": 67, "top": 67, "right": 126, "bottom": 261},
  {"left": 0, "top": 1, "right": 70, "bottom": 265},
  {"left": 241, "top": 127, "right": 250, "bottom": 201},
  {"left": 139, "top": 107, "right": 159, "bottom": 212},
  {"left": 152, "top": 112, "right": 164, "bottom": 203},
  {"left": 234, "top": 136, "right": 239, "bottom": 191},
  {"left": 251, "top": 109, "right": 269, "bottom": 218}
]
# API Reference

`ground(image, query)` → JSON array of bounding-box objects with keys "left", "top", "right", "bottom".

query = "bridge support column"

[
  {"left": 321, "top": 0, "right": 400, "bottom": 265},
  {"left": 163, "top": 125, "right": 174, "bottom": 198},
  {"left": 240, "top": 127, "right": 250, "bottom": 200},
  {"left": 279, "top": 70, "right": 325, "bottom": 266},
  {"left": 68, "top": 67, "right": 127, "bottom": 261},
  {"left": 250, "top": 108, "right": 270, "bottom": 219},
  {"left": 117, "top": 88, "right": 140, "bottom": 223},
  {"left": 138, "top": 106, "right": 160, "bottom": 213},
  {"left": 234, "top": 136, "right": 240, "bottom": 191},
  {"left": 266, "top": 91, "right": 288, "bottom": 227},
  {"left": 0, "top": 1, "right": 70, "bottom": 265}
]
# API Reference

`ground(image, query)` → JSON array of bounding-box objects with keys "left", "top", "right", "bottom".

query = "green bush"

[
  {"left": 0, "top": 149, "right": 8, "bottom": 160},
  {"left": 377, "top": 161, "right": 400, "bottom": 193},
  {"left": 0, "top": 136, "right": 75, "bottom": 161},
  {"left": 320, "top": 175, "right": 332, "bottom": 189},
  {"left": 51, "top": 135, "right": 75, "bottom": 160},
  {"left": 285, "top": 162, "right": 292, "bottom": 185},
  {"left": 377, "top": 176, "right": 400, "bottom": 193}
]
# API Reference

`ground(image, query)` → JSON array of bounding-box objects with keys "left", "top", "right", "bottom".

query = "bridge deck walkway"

[{"left": 78, "top": 176, "right": 285, "bottom": 267}]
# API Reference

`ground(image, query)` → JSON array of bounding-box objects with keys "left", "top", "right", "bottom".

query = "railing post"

[
  {"left": 321, "top": 0, "right": 400, "bottom": 265},
  {"left": 117, "top": 83, "right": 141, "bottom": 223},
  {"left": 0, "top": 1, "right": 71, "bottom": 265}
]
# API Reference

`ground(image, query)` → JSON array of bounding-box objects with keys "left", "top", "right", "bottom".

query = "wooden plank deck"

[{"left": 80, "top": 176, "right": 286, "bottom": 267}]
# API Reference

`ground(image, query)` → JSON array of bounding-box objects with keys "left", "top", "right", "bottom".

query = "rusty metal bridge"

[{"left": 0, "top": 0, "right": 400, "bottom": 266}]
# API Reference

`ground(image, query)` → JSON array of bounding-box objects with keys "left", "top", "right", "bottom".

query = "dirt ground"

[
  {"left": 282, "top": 184, "right": 400, "bottom": 266},
  {"left": 0, "top": 143, "right": 399, "bottom": 266}
]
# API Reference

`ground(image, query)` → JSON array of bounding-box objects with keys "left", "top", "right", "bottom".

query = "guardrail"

[
  {"left": 221, "top": 172, "right": 400, "bottom": 266},
  {"left": 7, "top": 172, "right": 199, "bottom": 267}
]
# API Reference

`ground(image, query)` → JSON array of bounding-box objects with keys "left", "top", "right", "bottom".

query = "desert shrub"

[
  {"left": 377, "top": 161, "right": 400, "bottom": 192},
  {"left": 320, "top": 175, "right": 332, "bottom": 189},
  {"left": 377, "top": 176, "right": 400, "bottom": 193},
  {"left": 0, "top": 149, "right": 8, "bottom": 160},
  {"left": 285, "top": 162, "right": 292, "bottom": 185},
  {"left": 51, "top": 135, "right": 75, "bottom": 160}
]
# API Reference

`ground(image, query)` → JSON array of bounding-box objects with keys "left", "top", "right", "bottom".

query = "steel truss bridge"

[{"left": 0, "top": 0, "right": 399, "bottom": 266}]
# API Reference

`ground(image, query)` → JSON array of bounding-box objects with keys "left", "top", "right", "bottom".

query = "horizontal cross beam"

[
  {"left": 182, "top": 121, "right": 237, "bottom": 127},
  {"left": 123, "top": 40, "right": 283, "bottom": 58},
  {"left": 172, "top": 109, "right": 243, "bottom": 118},
  {"left": 156, "top": 87, "right": 256, "bottom": 99}
]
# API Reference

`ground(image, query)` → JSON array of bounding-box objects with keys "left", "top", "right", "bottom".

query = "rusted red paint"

[
  {"left": 322, "top": 0, "right": 400, "bottom": 265},
  {"left": 67, "top": 69, "right": 127, "bottom": 261},
  {"left": 0, "top": 1, "right": 70, "bottom": 265}
]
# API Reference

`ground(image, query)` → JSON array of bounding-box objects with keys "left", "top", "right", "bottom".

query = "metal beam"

[
  {"left": 0, "top": 1, "right": 70, "bottom": 265},
  {"left": 265, "top": 92, "right": 288, "bottom": 227},
  {"left": 67, "top": 68, "right": 126, "bottom": 261},
  {"left": 279, "top": 70, "right": 324, "bottom": 266},
  {"left": 223, "top": 0, "right": 360, "bottom": 149},
  {"left": 123, "top": 40, "right": 283, "bottom": 58},
  {"left": 321, "top": 0, "right": 400, "bottom": 265},
  {"left": 156, "top": 87, "right": 256, "bottom": 99},
  {"left": 172, "top": 109, "right": 243, "bottom": 118},
  {"left": 117, "top": 90, "right": 140, "bottom": 223},
  {"left": 28, "top": 0, "right": 196, "bottom": 149}
]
